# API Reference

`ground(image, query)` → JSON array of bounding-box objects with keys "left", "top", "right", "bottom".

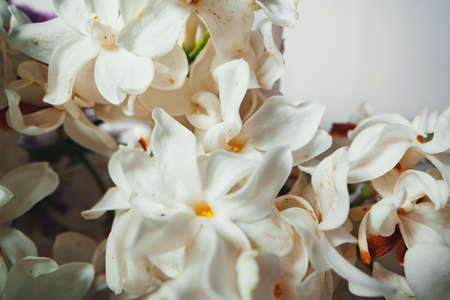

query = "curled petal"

[
  {"left": 0, "top": 227, "right": 37, "bottom": 265},
  {"left": 6, "top": 89, "right": 66, "bottom": 135},
  {"left": 52, "top": 0, "right": 91, "bottom": 34},
  {"left": 292, "top": 129, "right": 332, "bottom": 165},
  {"left": 82, "top": 187, "right": 130, "bottom": 220}
]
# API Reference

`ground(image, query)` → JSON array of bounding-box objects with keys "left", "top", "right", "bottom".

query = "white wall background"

[{"left": 282, "top": 0, "right": 450, "bottom": 128}]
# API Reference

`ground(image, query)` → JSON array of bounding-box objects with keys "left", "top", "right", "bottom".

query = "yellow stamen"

[
  {"left": 228, "top": 139, "right": 246, "bottom": 153},
  {"left": 191, "top": 202, "right": 214, "bottom": 218}
]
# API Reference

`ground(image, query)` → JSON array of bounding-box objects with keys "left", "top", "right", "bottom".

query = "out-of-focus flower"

[
  {"left": 0, "top": 162, "right": 58, "bottom": 266},
  {"left": 4, "top": 61, "right": 117, "bottom": 156}
]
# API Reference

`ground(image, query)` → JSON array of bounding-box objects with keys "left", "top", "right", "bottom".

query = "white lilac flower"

[
  {"left": 9, "top": 0, "right": 189, "bottom": 105},
  {"left": 187, "top": 59, "right": 331, "bottom": 167},
  {"left": 0, "top": 162, "right": 59, "bottom": 266},
  {"left": 347, "top": 108, "right": 450, "bottom": 186},
  {"left": 357, "top": 168, "right": 449, "bottom": 300},
  {"left": 4, "top": 61, "right": 117, "bottom": 156},
  {"left": 85, "top": 107, "right": 293, "bottom": 298},
  {"left": 253, "top": 0, "right": 299, "bottom": 27}
]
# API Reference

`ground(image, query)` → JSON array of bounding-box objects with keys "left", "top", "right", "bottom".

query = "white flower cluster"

[{"left": 0, "top": 0, "right": 449, "bottom": 300}]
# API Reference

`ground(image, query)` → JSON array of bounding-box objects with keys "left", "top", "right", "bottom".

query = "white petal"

[
  {"left": 9, "top": 18, "right": 76, "bottom": 64},
  {"left": 52, "top": 0, "right": 90, "bottom": 34},
  {"left": 238, "top": 214, "right": 294, "bottom": 256},
  {"left": 399, "top": 214, "right": 446, "bottom": 248},
  {"left": 236, "top": 250, "right": 260, "bottom": 300},
  {"left": 63, "top": 113, "right": 117, "bottom": 157},
  {"left": 222, "top": 147, "right": 292, "bottom": 222},
  {"left": 85, "top": 0, "right": 120, "bottom": 26},
  {"left": 53, "top": 232, "right": 97, "bottom": 264},
  {"left": 8, "top": 5, "right": 31, "bottom": 29},
  {"left": 213, "top": 59, "right": 250, "bottom": 138},
  {"left": 186, "top": 92, "right": 221, "bottom": 130},
  {"left": 348, "top": 113, "right": 411, "bottom": 140},
  {"left": 256, "top": 0, "right": 299, "bottom": 27},
  {"left": 151, "top": 108, "right": 203, "bottom": 202},
  {"left": 293, "top": 129, "right": 332, "bottom": 165},
  {"left": 0, "top": 227, "right": 37, "bottom": 265},
  {"left": 117, "top": 0, "right": 189, "bottom": 57},
  {"left": 348, "top": 124, "right": 414, "bottom": 183},
  {"left": 151, "top": 45, "right": 188, "bottom": 91},
  {"left": 256, "top": 19, "right": 284, "bottom": 89},
  {"left": 395, "top": 170, "right": 448, "bottom": 209},
  {"left": 95, "top": 48, "right": 154, "bottom": 105},
  {"left": 0, "top": 186, "right": 13, "bottom": 208},
  {"left": 5, "top": 89, "right": 66, "bottom": 135},
  {"left": 44, "top": 37, "right": 99, "bottom": 105},
  {"left": 368, "top": 193, "right": 403, "bottom": 236},
  {"left": 118, "top": 148, "right": 169, "bottom": 203},
  {"left": 82, "top": 187, "right": 130, "bottom": 220},
  {"left": 418, "top": 107, "right": 450, "bottom": 154},
  {"left": 372, "top": 262, "right": 415, "bottom": 299},
  {"left": 312, "top": 148, "right": 350, "bottom": 231},
  {"left": 426, "top": 152, "right": 450, "bottom": 188},
  {"left": 239, "top": 97, "right": 325, "bottom": 152},
  {"left": 0, "top": 162, "right": 59, "bottom": 222},
  {"left": 203, "top": 151, "right": 255, "bottom": 201},
  {"left": 319, "top": 237, "right": 397, "bottom": 297},
  {"left": 195, "top": 0, "right": 254, "bottom": 61},
  {"left": 404, "top": 244, "right": 450, "bottom": 300},
  {"left": 129, "top": 197, "right": 199, "bottom": 256}
]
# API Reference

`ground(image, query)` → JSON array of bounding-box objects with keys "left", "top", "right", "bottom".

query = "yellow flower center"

[
  {"left": 228, "top": 139, "right": 246, "bottom": 153},
  {"left": 191, "top": 201, "right": 214, "bottom": 218}
]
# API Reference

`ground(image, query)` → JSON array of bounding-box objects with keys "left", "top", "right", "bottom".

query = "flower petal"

[
  {"left": 53, "top": 232, "right": 97, "bottom": 264},
  {"left": 0, "top": 162, "right": 59, "bottom": 223},
  {"left": 404, "top": 243, "right": 450, "bottom": 300},
  {"left": 0, "top": 227, "right": 37, "bottom": 265},
  {"left": 372, "top": 262, "right": 415, "bottom": 299},
  {"left": 348, "top": 124, "right": 414, "bottom": 183},
  {"left": 426, "top": 152, "right": 450, "bottom": 188},
  {"left": 319, "top": 237, "right": 397, "bottom": 297},
  {"left": 151, "top": 108, "right": 203, "bottom": 202},
  {"left": 292, "top": 129, "right": 332, "bottom": 165},
  {"left": 85, "top": 0, "right": 120, "bottom": 26},
  {"left": 117, "top": 0, "right": 189, "bottom": 57},
  {"left": 9, "top": 18, "right": 76, "bottom": 64},
  {"left": 203, "top": 150, "right": 255, "bottom": 201},
  {"left": 95, "top": 48, "right": 154, "bottom": 105},
  {"left": 222, "top": 147, "right": 292, "bottom": 222},
  {"left": 418, "top": 107, "right": 450, "bottom": 154},
  {"left": 195, "top": 0, "right": 254, "bottom": 60},
  {"left": 239, "top": 97, "right": 325, "bottom": 152},
  {"left": 5, "top": 89, "right": 66, "bottom": 135},
  {"left": 213, "top": 59, "right": 250, "bottom": 138},
  {"left": 255, "top": 0, "right": 299, "bottom": 27},
  {"left": 312, "top": 148, "right": 350, "bottom": 231},
  {"left": 52, "top": 0, "right": 90, "bottom": 34},
  {"left": 151, "top": 45, "right": 188, "bottom": 91},
  {"left": 44, "top": 37, "right": 99, "bottom": 105},
  {"left": 63, "top": 113, "right": 117, "bottom": 157},
  {"left": 82, "top": 187, "right": 130, "bottom": 220}
]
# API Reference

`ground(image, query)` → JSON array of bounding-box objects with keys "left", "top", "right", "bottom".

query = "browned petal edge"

[
  {"left": 330, "top": 122, "right": 357, "bottom": 137},
  {"left": 138, "top": 137, "right": 148, "bottom": 152},
  {"left": 396, "top": 237, "right": 407, "bottom": 266},
  {"left": 366, "top": 226, "right": 402, "bottom": 263}
]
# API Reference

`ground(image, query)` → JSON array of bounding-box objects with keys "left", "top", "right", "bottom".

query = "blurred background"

[{"left": 13, "top": 0, "right": 450, "bottom": 128}]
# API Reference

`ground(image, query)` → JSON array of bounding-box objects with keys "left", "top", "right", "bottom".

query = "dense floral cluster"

[{"left": 0, "top": 1, "right": 449, "bottom": 300}]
